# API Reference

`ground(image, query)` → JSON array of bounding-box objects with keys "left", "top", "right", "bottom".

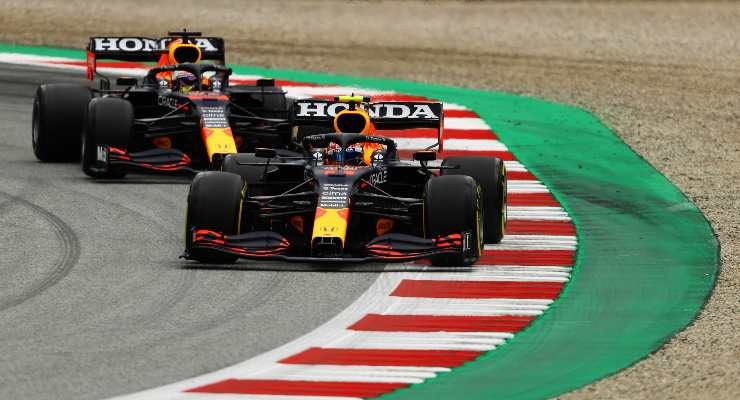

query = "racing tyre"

[
  {"left": 442, "top": 156, "right": 507, "bottom": 244},
  {"left": 424, "top": 175, "right": 482, "bottom": 266},
  {"left": 32, "top": 84, "right": 92, "bottom": 162},
  {"left": 81, "top": 97, "right": 133, "bottom": 178},
  {"left": 185, "top": 171, "right": 244, "bottom": 264}
]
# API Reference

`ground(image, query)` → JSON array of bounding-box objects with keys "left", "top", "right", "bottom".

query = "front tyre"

[
  {"left": 424, "top": 175, "right": 482, "bottom": 266},
  {"left": 32, "top": 84, "right": 92, "bottom": 162},
  {"left": 442, "top": 156, "right": 507, "bottom": 244},
  {"left": 185, "top": 171, "right": 245, "bottom": 264},
  {"left": 81, "top": 97, "right": 133, "bottom": 178}
]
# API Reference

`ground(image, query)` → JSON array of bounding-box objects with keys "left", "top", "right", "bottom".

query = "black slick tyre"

[
  {"left": 32, "top": 84, "right": 92, "bottom": 162},
  {"left": 441, "top": 156, "right": 507, "bottom": 244},
  {"left": 81, "top": 97, "right": 133, "bottom": 178},
  {"left": 185, "top": 171, "right": 244, "bottom": 264},
  {"left": 424, "top": 175, "right": 482, "bottom": 266}
]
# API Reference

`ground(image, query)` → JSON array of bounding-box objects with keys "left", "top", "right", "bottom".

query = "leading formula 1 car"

[
  {"left": 31, "top": 31, "right": 292, "bottom": 178},
  {"left": 183, "top": 96, "right": 507, "bottom": 266}
]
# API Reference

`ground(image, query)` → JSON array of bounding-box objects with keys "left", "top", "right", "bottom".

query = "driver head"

[{"left": 173, "top": 70, "right": 197, "bottom": 93}]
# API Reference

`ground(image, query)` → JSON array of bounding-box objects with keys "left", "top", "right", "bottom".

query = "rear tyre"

[
  {"left": 424, "top": 175, "right": 482, "bottom": 266},
  {"left": 185, "top": 171, "right": 244, "bottom": 264},
  {"left": 442, "top": 156, "right": 507, "bottom": 244},
  {"left": 81, "top": 97, "right": 133, "bottom": 178},
  {"left": 32, "top": 84, "right": 92, "bottom": 162}
]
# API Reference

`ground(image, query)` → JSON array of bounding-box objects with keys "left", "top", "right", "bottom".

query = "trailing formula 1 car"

[
  {"left": 31, "top": 31, "right": 292, "bottom": 178},
  {"left": 183, "top": 96, "right": 507, "bottom": 266}
]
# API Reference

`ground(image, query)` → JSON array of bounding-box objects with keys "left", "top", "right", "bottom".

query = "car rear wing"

[
  {"left": 85, "top": 34, "right": 225, "bottom": 80},
  {"left": 291, "top": 99, "right": 445, "bottom": 150}
]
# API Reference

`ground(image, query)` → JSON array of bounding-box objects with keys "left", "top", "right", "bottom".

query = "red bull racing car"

[
  {"left": 31, "top": 31, "right": 292, "bottom": 178},
  {"left": 183, "top": 96, "right": 507, "bottom": 266}
]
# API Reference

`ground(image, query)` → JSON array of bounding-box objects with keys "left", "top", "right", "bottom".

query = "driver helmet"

[{"left": 173, "top": 70, "right": 198, "bottom": 93}]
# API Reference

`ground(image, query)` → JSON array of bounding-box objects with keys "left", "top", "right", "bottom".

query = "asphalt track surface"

[{"left": 0, "top": 63, "right": 381, "bottom": 399}]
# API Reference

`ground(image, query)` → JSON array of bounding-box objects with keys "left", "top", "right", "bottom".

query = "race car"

[
  {"left": 182, "top": 96, "right": 507, "bottom": 266},
  {"left": 31, "top": 31, "right": 292, "bottom": 178}
]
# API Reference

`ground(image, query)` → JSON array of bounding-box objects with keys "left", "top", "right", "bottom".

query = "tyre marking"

[{"left": 0, "top": 191, "right": 80, "bottom": 312}]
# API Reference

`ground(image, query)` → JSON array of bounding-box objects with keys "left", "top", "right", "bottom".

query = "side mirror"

[
  {"left": 116, "top": 77, "right": 138, "bottom": 87},
  {"left": 255, "top": 147, "right": 276, "bottom": 159},
  {"left": 413, "top": 151, "right": 436, "bottom": 162}
]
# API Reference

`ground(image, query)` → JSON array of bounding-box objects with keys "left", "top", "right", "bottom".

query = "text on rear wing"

[{"left": 294, "top": 101, "right": 442, "bottom": 120}]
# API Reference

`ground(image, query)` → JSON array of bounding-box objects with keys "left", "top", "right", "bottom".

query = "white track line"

[
  {"left": 326, "top": 331, "right": 505, "bottom": 351},
  {"left": 370, "top": 297, "right": 552, "bottom": 316},
  {"left": 392, "top": 138, "right": 508, "bottom": 151},
  {"left": 0, "top": 53, "right": 151, "bottom": 77},
  {"left": 504, "top": 161, "right": 527, "bottom": 171},
  {"left": 507, "top": 206, "right": 571, "bottom": 221},
  {"left": 385, "top": 267, "right": 570, "bottom": 283},
  {"left": 507, "top": 181, "right": 550, "bottom": 193},
  {"left": 488, "top": 235, "right": 577, "bottom": 250},
  {"left": 444, "top": 117, "right": 491, "bottom": 130},
  {"left": 442, "top": 103, "right": 468, "bottom": 110},
  {"left": 249, "top": 364, "right": 446, "bottom": 384},
  {"left": 399, "top": 160, "right": 528, "bottom": 169},
  {"left": 230, "top": 73, "right": 278, "bottom": 81}
]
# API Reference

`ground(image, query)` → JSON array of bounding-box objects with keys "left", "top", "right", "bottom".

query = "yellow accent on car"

[
  {"left": 337, "top": 95, "right": 365, "bottom": 103},
  {"left": 237, "top": 181, "right": 246, "bottom": 233},
  {"left": 201, "top": 127, "right": 237, "bottom": 160},
  {"left": 311, "top": 207, "right": 349, "bottom": 247}
]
